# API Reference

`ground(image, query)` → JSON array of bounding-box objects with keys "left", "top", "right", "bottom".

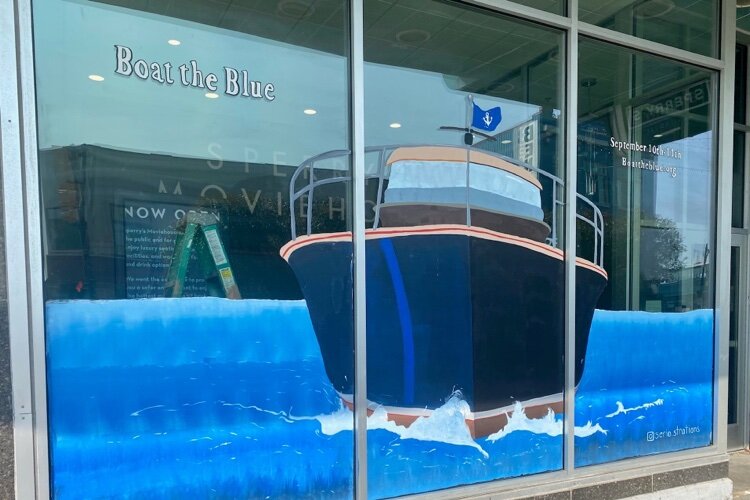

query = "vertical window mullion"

[
  {"left": 351, "top": 0, "right": 368, "bottom": 498},
  {"left": 564, "top": 0, "right": 579, "bottom": 475}
]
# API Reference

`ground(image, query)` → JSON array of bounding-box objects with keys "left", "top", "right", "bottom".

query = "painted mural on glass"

[
  {"left": 574, "top": 39, "right": 716, "bottom": 466},
  {"left": 45, "top": 135, "right": 713, "bottom": 496},
  {"left": 37, "top": 1, "right": 715, "bottom": 499}
]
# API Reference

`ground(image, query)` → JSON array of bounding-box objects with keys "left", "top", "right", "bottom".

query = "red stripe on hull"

[{"left": 280, "top": 225, "right": 607, "bottom": 280}]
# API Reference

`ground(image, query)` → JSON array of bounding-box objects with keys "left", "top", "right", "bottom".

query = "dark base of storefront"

[{"left": 396, "top": 456, "right": 730, "bottom": 500}]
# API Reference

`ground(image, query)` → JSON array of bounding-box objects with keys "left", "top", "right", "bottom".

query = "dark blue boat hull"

[{"left": 285, "top": 229, "right": 607, "bottom": 419}]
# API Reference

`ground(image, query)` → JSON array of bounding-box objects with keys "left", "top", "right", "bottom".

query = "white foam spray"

[
  {"left": 486, "top": 402, "right": 607, "bottom": 441},
  {"left": 605, "top": 399, "right": 664, "bottom": 418},
  {"left": 299, "top": 395, "right": 608, "bottom": 456}
]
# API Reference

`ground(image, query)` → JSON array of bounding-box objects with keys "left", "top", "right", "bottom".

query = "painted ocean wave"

[{"left": 46, "top": 299, "right": 713, "bottom": 498}]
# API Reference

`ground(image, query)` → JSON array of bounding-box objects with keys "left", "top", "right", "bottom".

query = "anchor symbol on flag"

[{"left": 471, "top": 102, "right": 502, "bottom": 132}]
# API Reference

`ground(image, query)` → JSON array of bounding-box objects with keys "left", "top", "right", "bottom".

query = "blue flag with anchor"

[{"left": 471, "top": 102, "right": 502, "bottom": 132}]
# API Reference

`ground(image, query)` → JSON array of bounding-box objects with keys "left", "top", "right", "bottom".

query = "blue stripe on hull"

[
  {"left": 286, "top": 232, "right": 605, "bottom": 413},
  {"left": 379, "top": 239, "right": 416, "bottom": 405}
]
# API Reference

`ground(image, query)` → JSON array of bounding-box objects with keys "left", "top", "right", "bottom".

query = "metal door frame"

[{"left": 729, "top": 232, "right": 749, "bottom": 450}]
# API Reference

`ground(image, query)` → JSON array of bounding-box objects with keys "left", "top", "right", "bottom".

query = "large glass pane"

[
  {"left": 580, "top": 0, "right": 717, "bottom": 57},
  {"left": 34, "top": 0, "right": 354, "bottom": 497},
  {"left": 576, "top": 38, "right": 715, "bottom": 466},
  {"left": 363, "top": 1, "right": 565, "bottom": 495}
]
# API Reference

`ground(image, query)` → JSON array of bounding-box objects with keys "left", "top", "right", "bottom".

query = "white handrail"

[{"left": 289, "top": 145, "right": 604, "bottom": 268}]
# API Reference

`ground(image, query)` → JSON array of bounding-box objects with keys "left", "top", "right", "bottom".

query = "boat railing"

[
  {"left": 289, "top": 145, "right": 604, "bottom": 268},
  {"left": 576, "top": 193, "right": 605, "bottom": 269}
]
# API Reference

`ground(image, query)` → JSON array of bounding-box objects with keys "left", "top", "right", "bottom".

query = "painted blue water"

[
  {"left": 575, "top": 309, "right": 713, "bottom": 466},
  {"left": 46, "top": 299, "right": 713, "bottom": 499}
]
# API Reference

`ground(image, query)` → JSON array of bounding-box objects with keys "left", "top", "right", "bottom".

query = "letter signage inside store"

[
  {"left": 114, "top": 45, "right": 276, "bottom": 101},
  {"left": 609, "top": 136, "right": 681, "bottom": 178}
]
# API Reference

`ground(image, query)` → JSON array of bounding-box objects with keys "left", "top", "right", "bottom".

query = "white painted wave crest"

[
  {"left": 294, "top": 396, "right": 488, "bottom": 457},
  {"left": 486, "top": 402, "right": 607, "bottom": 442},
  {"left": 297, "top": 395, "right": 608, "bottom": 457},
  {"left": 605, "top": 399, "right": 664, "bottom": 418}
]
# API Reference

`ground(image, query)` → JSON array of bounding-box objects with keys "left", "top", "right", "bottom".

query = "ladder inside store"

[{"left": 164, "top": 211, "right": 242, "bottom": 299}]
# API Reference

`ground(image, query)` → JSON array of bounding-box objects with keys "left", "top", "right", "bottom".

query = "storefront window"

[
  {"left": 28, "top": 0, "right": 728, "bottom": 495},
  {"left": 363, "top": 1, "right": 566, "bottom": 495},
  {"left": 575, "top": 38, "right": 715, "bottom": 466},
  {"left": 34, "top": 0, "right": 354, "bottom": 497},
  {"left": 580, "top": 0, "right": 717, "bottom": 58}
]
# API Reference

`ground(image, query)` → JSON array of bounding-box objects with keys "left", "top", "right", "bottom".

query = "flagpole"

[{"left": 465, "top": 94, "right": 472, "bottom": 227}]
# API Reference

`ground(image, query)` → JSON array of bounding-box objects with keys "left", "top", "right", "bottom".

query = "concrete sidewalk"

[{"left": 731, "top": 450, "right": 750, "bottom": 498}]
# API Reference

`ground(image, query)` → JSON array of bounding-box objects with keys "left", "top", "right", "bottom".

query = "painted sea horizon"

[{"left": 46, "top": 298, "right": 713, "bottom": 499}]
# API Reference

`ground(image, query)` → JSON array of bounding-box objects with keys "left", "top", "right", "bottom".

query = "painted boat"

[{"left": 281, "top": 146, "right": 607, "bottom": 437}]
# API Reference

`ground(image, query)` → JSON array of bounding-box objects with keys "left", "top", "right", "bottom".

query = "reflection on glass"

[
  {"left": 580, "top": 0, "right": 717, "bottom": 57},
  {"left": 734, "top": 132, "right": 746, "bottom": 228},
  {"left": 735, "top": 45, "right": 747, "bottom": 126},
  {"left": 363, "top": 1, "right": 572, "bottom": 496},
  {"left": 739, "top": 7, "right": 750, "bottom": 34},
  {"left": 35, "top": 0, "right": 354, "bottom": 497},
  {"left": 729, "top": 247, "right": 739, "bottom": 426},
  {"left": 576, "top": 38, "right": 715, "bottom": 467}
]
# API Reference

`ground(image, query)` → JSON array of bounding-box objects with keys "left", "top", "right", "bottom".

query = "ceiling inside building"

[
  {"left": 90, "top": 0, "right": 561, "bottom": 107},
  {"left": 89, "top": 0, "right": 710, "bottom": 118}
]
